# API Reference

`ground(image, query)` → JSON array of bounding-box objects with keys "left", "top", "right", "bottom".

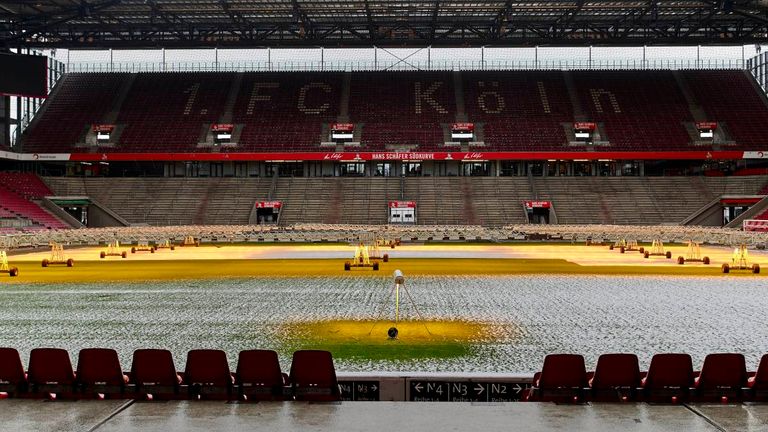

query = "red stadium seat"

[
  {"left": 588, "top": 353, "right": 641, "bottom": 402},
  {"left": 748, "top": 354, "right": 768, "bottom": 401},
  {"left": 184, "top": 349, "right": 234, "bottom": 400},
  {"left": 27, "top": 348, "right": 76, "bottom": 399},
  {"left": 526, "top": 354, "right": 587, "bottom": 403},
  {"left": 641, "top": 353, "right": 694, "bottom": 403},
  {"left": 76, "top": 348, "right": 128, "bottom": 399},
  {"left": 0, "top": 173, "right": 69, "bottom": 230},
  {"left": 236, "top": 349, "right": 288, "bottom": 401},
  {"left": 289, "top": 350, "right": 341, "bottom": 401},
  {"left": 131, "top": 349, "right": 183, "bottom": 400},
  {"left": 693, "top": 353, "right": 747, "bottom": 402},
  {"left": 0, "top": 347, "right": 28, "bottom": 397}
]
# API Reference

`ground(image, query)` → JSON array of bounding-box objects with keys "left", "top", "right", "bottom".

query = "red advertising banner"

[
  {"left": 573, "top": 122, "right": 597, "bottom": 131},
  {"left": 331, "top": 123, "right": 354, "bottom": 132},
  {"left": 255, "top": 201, "right": 282, "bottom": 209},
  {"left": 524, "top": 200, "right": 552, "bottom": 209},
  {"left": 389, "top": 201, "right": 417, "bottom": 208},
  {"left": 211, "top": 124, "right": 234, "bottom": 132},
  {"left": 451, "top": 123, "right": 475, "bottom": 132},
  {"left": 7, "top": 150, "right": 747, "bottom": 162},
  {"left": 720, "top": 198, "right": 761, "bottom": 205},
  {"left": 91, "top": 124, "right": 115, "bottom": 133},
  {"left": 695, "top": 122, "right": 718, "bottom": 130}
]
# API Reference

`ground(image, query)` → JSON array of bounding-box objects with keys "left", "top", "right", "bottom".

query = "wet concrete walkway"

[{"left": 2, "top": 401, "right": 768, "bottom": 432}]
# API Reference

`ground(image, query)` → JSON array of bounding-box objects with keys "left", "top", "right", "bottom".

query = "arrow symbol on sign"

[
  {"left": 414, "top": 383, "right": 423, "bottom": 393},
  {"left": 372, "top": 385, "right": 378, "bottom": 391},
  {"left": 475, "top": 384, "right": 485, "bottom": 395},
  {"left": 514, "top": 384, "right": 523, "bottom": 393}
]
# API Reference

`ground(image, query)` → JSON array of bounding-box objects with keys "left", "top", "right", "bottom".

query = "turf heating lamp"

[
  {"left": 369, "top": 269, "right": 430, "bottom": 339},
  {"left": 388, "top": 270, "right": 406, "bottom": 339}
]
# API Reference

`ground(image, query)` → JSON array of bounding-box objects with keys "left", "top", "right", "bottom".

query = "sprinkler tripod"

[{"left": 368, "top": 270, "right": 431, "bottom": 339}]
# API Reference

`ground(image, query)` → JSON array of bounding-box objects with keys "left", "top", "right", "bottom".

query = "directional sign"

[
  {"left": 339, "top": 382, "right": 353, "bottom": 400},
  {"left": 409, "top": 380, "right": 530, "bottom": 402},
  {"left": 410, "top": 381, "right": 450, "bottom": 401},
  {"left": 488, "top": 382, "right": 522, "bottom": 402},
  {"left": 338, "top": 380, "right": 380, "bottom": 401}
]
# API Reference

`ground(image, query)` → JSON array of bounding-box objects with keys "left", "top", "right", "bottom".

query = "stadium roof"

[{"left": 1, "top": 0, "right": 768, "bottom": 48}]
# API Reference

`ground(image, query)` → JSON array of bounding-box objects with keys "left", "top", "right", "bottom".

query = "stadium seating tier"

[
  {"left": 684, "top": 70, "right": 768, "bottom": 150},
  {"left": 21, "top": 73, "right": 127, "bottom": 153},
  {"left": 349, "top": 72, "right": 455, "bottom": 150},
  {"left": 233, "top": 72, "right": 343, "bottom": 151},
  {"left": 572, "top": 71, "right": 694, "bottom": 150},
  {"left": 117, "top": 73, "right": 231, "bottom": 152},
  {"left": 0, "top": 173, "right": 69, "bottom": 230},
  {"left": 463, "top": 71, "right": 572, "bottom": 151},
  {"left": 22, "top": 70, "right": 768, "bottom": 153}
]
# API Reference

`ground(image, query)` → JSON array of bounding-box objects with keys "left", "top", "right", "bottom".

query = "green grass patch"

[
  {"left": 285, "top": 340, "right": 472, "bottom": 362},
  {"left": 279, "top": 319, "right": 493, "bottom": 361}
]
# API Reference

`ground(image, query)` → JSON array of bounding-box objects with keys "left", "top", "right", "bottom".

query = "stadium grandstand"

[{"left": 4, "top": 0, "right": 768, "bottom": 430}]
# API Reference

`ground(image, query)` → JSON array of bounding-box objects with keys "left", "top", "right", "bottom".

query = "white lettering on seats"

[
  {"left": 477, "top": 81, "right": 505, "bottom": 114},
  {"left": 415, "top": 82, "right": 448, "bottom": 114},
  {"left": 183, "top": 83, "right": 200, "bottom": 115},
  {"left": 537, "top": 81, "right": 551, "bottom": 113},
  {"left": 298, "top": 83, "right": 332, "bottom": 114},
  {"left": 246, "top": 83, "right": 279, "bottom": 115},
  {"left": 590, "top": 89, "right": 621, "bottom": 113}
]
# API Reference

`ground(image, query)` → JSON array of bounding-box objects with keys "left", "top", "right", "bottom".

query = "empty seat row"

[
  {"left": 525, "top": 352, "right": 768, "bottom": 403},
  {"left": 0, "top": 347, "right": 340, "bottom": 402}
]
